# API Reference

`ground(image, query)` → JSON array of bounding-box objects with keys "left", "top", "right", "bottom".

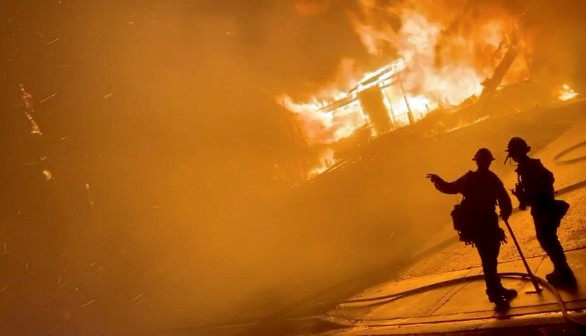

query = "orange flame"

[
  {"left": 280, "top": 95, "right": 366, "bottom": 145},
  {"left": 308, "top": 147, "right": 336, "bottom": 178},
  {"left": 278, "top": 58, "right": 370, "bottom": 145},
  {"left": 350, "top": 5, "right": 524, "bottom": 105},
  {"left": 558, "top": 83, "right": 578, "bottom": 101}
]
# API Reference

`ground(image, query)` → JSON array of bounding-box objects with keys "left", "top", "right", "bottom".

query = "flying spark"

[{"left": 40, "top": 93, "right": 58, "bottom": 103}]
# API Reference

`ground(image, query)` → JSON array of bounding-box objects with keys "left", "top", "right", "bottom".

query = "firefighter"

[
  {"left": 427, "top": 148, "right": 516, "bottom": 309},
  {"left": 506, "top": 137, "right": 576, "bottom": 288}
]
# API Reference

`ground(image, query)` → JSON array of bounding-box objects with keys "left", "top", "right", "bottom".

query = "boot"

[
  {"left": 488, "top": 294, "right": 510, "bottom": 310},
  {"left": 487, "top": 286, "right": 517, "bottom": 302},
  {"left": 498, "top": 287, "right": 518, "bottom": 301},
  {"left": 546, "top": 267, "right": 577, "bottom": 289}
]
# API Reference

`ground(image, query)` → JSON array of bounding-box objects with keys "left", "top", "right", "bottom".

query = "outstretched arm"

[{"left": 427, "top": 173, "right": 465, "bottom": 195}]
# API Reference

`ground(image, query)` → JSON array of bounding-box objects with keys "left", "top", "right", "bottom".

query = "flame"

[
  {"left": 280, "top": 95, "right": 366, "bottom": 145},
  {"left": 282, "top": 0, "right": 531, "bottom": 177},
  {"left": 558, "top": 83, "right": 578, "bottom": 101},
  {"left": 278, "top": 58, "right": 371, "bottom": 145},
  {"left": 308, "top": 147, "right": 336, "bottom": 178},
  {"left": 354, "top": 8, "right": 522, "bottom": 105}
]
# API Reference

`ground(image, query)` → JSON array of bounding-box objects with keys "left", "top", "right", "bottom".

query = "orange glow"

[
  {"left": 294, "top": 0, "right": 331, "bottom": 17},
  {"left": 558, "top": 83, "right": 578, "bottom": 101}
]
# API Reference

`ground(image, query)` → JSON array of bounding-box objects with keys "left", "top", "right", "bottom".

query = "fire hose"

[
  {"left": 333, "top": 272, "right": 586, "bottom": 330},
  {"left": 188, "top": 272, "right": 586, "bottom": 335},
  {"left": 502, "top": 218, "right": 541, "bottom": 293}
]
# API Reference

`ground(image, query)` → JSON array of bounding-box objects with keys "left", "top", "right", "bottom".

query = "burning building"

[{"left": 278, "top": 0, "right": 582, "bottom": 180}]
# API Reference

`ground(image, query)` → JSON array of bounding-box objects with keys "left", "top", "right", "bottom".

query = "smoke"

[
  {"left": 520, "top": 0, "right": 586, "bottom": 90},
  {"left": 1, "top": 1, "right": 586, "bottom": 335},
  {"left": 0, "top": 0, "right": 379, "bottom": 334}
]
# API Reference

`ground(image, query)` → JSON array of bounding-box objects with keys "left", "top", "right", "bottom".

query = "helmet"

[
  {"left": 506, "top": 137, "right": 531, "bottom": 155},
  {"left": 472, "top": 148, "right": 495, "bottom": 162}
]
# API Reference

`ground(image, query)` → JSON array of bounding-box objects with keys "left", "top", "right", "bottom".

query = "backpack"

[{"left": 451, "top": 203, "right": 475, "bottom": 245}]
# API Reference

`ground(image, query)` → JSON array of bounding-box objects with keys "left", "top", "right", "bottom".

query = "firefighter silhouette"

[
  {"left": 427, "top": 148, "right": 516, "bottom": 309},
  {"left": 506, "top": 137, "right": 576, "bottom": 288}
]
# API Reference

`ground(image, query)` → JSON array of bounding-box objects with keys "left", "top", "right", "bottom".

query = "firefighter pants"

[
  {"left": 533, "top": 213, "right": 568, "bottom": 270},
  {"left": 474, "top": 238, "right": 503, "bottom": 296}
]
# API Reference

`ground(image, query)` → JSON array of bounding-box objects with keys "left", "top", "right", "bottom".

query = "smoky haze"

[{"left": 0, "top": 1, "right": 585, "bottom": 335}]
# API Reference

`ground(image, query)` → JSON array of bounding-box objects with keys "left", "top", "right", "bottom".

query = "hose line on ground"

[{"left": 332, "top": 272, "right": 586, "bottom": 330}]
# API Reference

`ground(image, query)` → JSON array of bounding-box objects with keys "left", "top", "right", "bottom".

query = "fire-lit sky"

[{"left": 0, "top": 1, "right": 586, "bottom": 335}]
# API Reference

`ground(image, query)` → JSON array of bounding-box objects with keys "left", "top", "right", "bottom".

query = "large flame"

[
  {"left": 282, "top": 0, "right": 531, "bottom": 177},
  {"left": 350, "top": 1, "right": 528, "bottom": 104}
]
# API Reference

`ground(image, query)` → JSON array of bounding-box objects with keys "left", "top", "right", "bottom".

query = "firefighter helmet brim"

[
  {"left": 472, "top": 148, "right": 495, "bottom": 162},
  {"left": 506, "top": 137, "right": 531, "bottom": 154}
]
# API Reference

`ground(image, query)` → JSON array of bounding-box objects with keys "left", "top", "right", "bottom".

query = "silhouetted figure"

[
  {"left": 427, "top": 148, "right": 516, "bottom": 309},
  {"left": 506, "top": 137, "right": 576, "bottom": 288}
]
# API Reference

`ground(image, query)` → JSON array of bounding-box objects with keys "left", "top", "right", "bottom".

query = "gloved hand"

[{"left": 426, "top": 174, "right": 442, "bottom": 184}]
